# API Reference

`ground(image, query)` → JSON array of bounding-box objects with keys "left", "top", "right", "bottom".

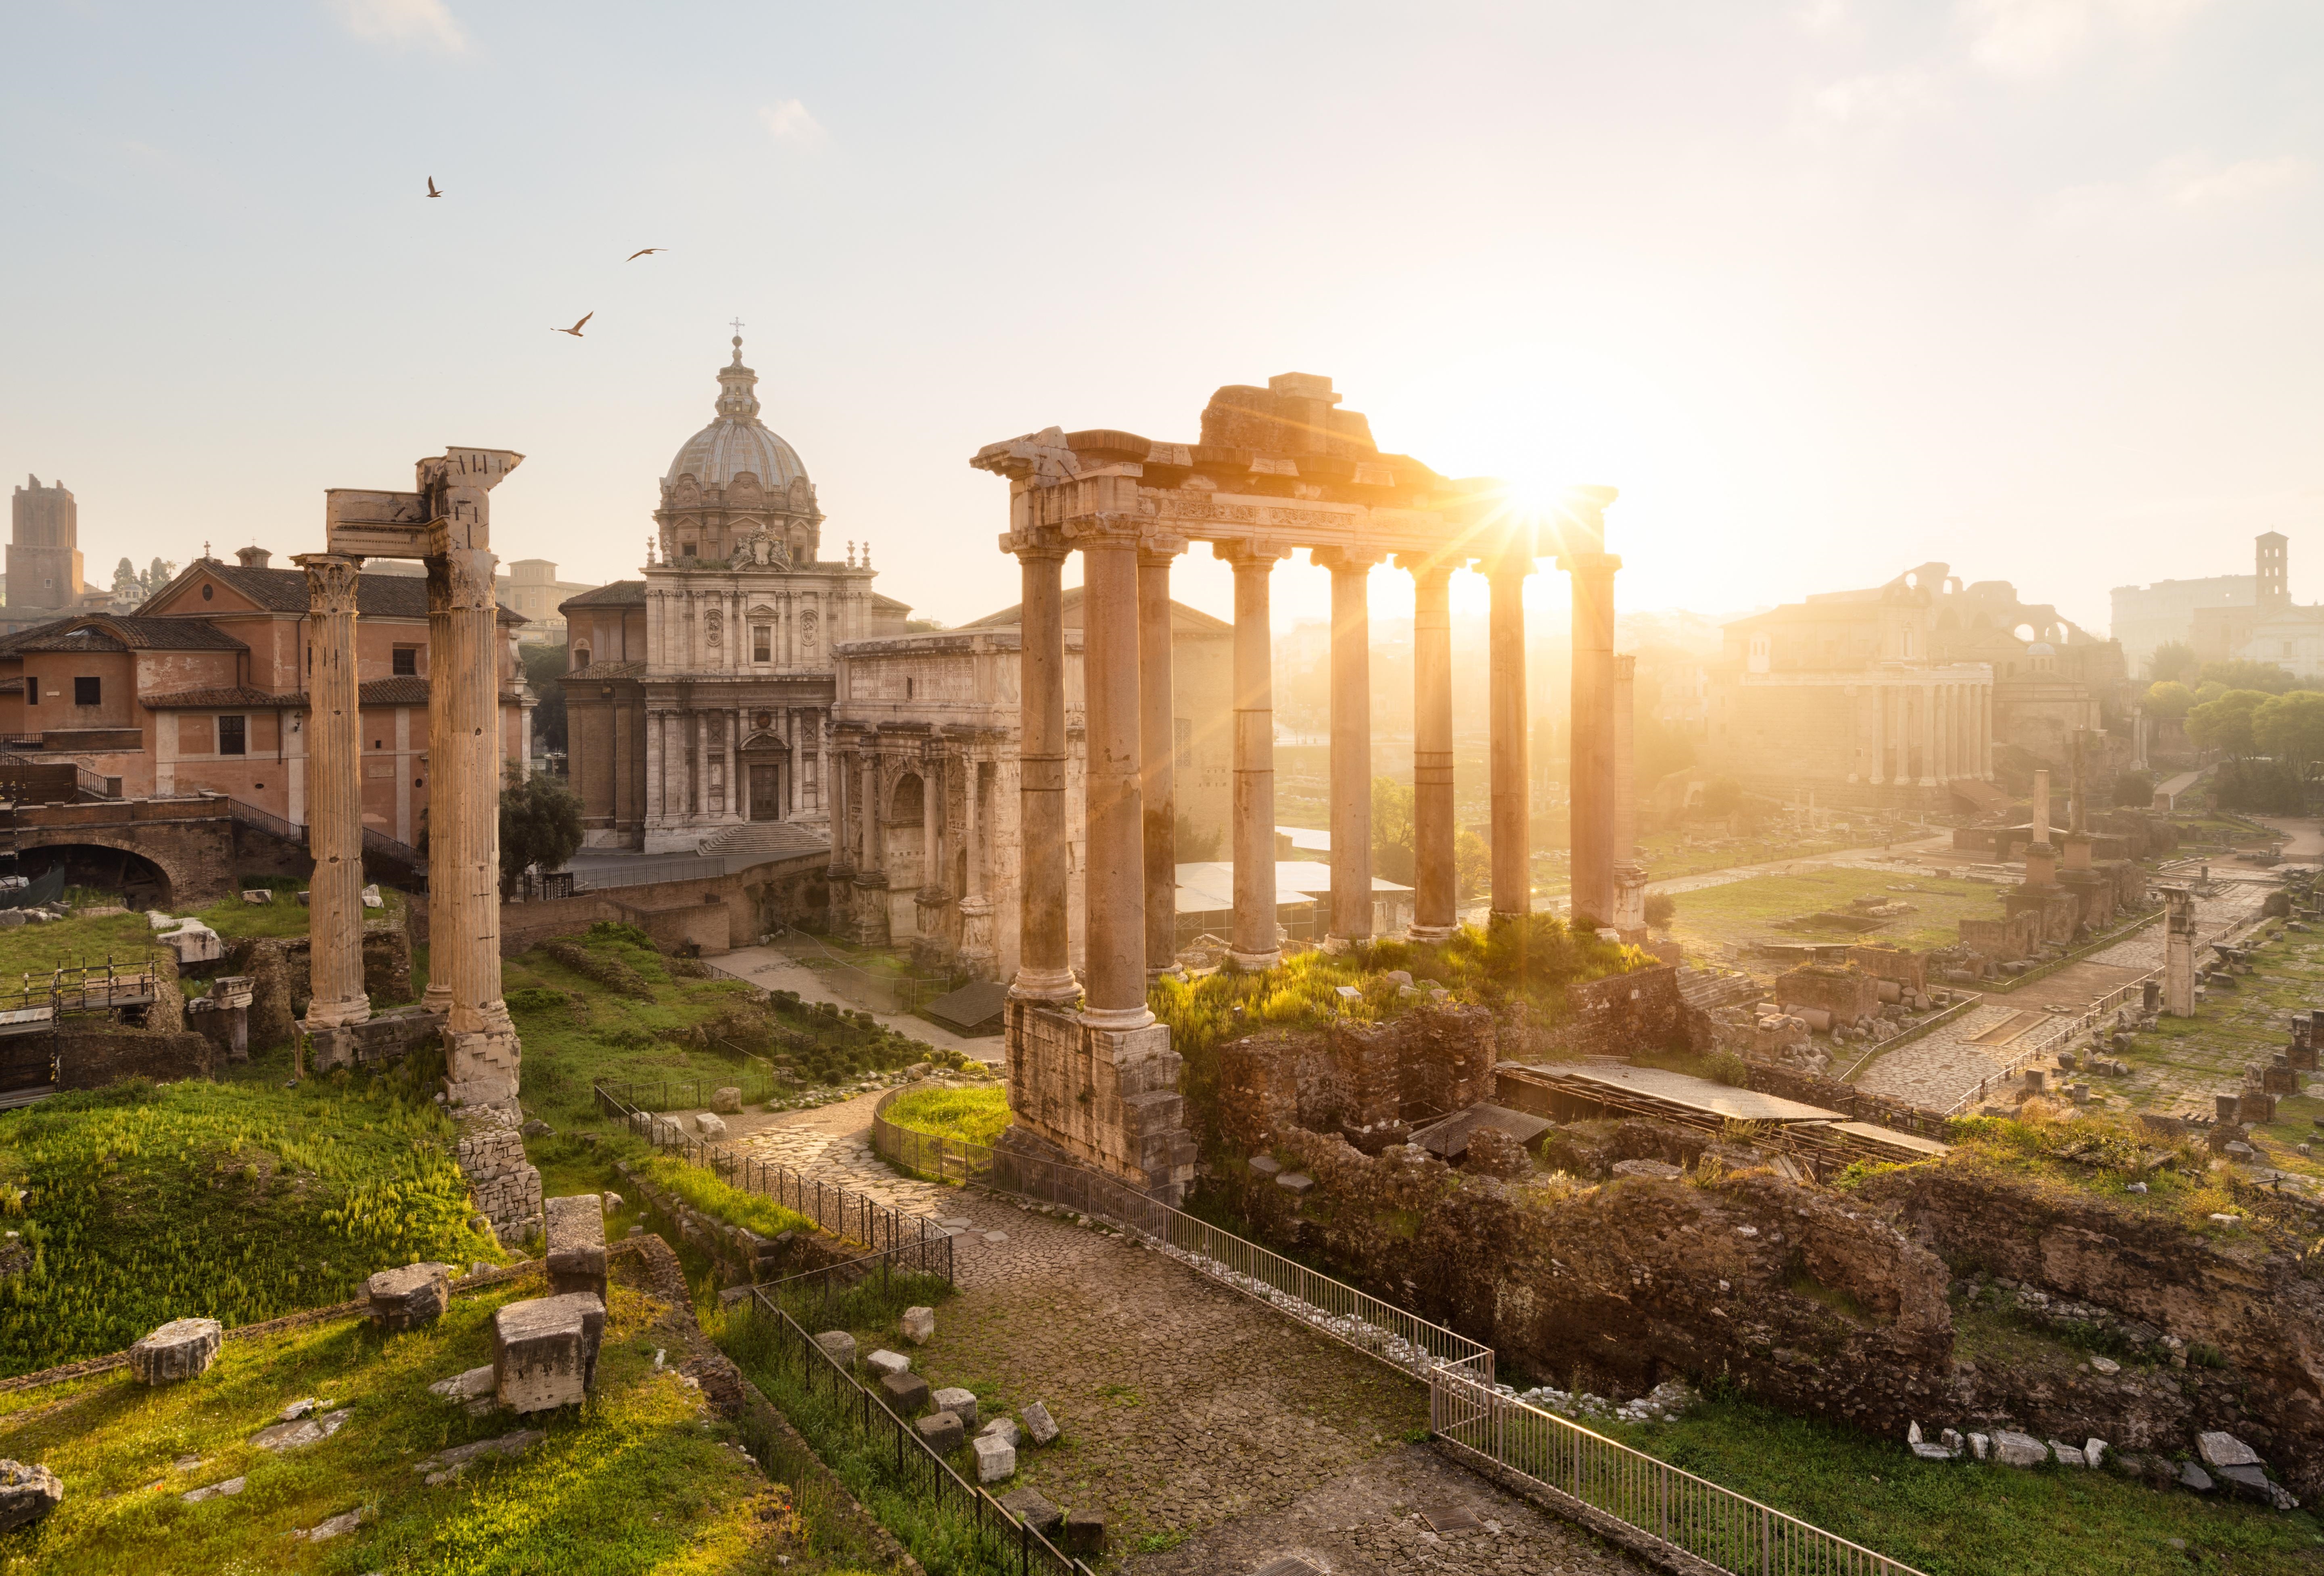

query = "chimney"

[{"left": 236, "top": 545, "right": 272, "bottom": 569}]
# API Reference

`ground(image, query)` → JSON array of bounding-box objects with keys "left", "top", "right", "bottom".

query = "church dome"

[{"left": 664, "top": 335, "right": 808, "bottom": 493}]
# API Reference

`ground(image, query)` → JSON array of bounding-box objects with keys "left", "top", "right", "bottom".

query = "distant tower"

[
  {"left": 8, "top": 476, "right": 84, "bottom": 612},
  {"left": 2257, "top": 531, "right": 2289, "bottom": 612}
]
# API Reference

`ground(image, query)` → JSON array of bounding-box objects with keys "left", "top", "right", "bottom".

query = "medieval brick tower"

[{"left": 8, "top": 476, "right": 83, "bottom": 611}]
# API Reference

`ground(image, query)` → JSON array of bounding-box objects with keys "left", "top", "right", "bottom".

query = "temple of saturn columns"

[{"left": 974, "top": 374, "right": 1626, "bottom": 1202}]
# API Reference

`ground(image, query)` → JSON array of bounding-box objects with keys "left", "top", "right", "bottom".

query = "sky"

[{"left": 3, "top": 0, "right": 2320, "bottom": 638}]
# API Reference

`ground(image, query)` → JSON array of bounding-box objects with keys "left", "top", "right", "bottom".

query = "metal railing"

[
  {"left": 222, "top": 794, "right": 303, "bottom": 844},
  {"left": 1432, "top": 1373, "right": 1926, "bottom": 1576},
  {"left": 743, "top": 1288, "right": 1094, "bottom": 1575},
  {"left": 1946, "top": 968, "right": 2159, "bottom": 1115},
  {"left": 595, "top": 1080, "right": 947, "bottom": 1266},
  {"left": 73, "top": 766, "right": 119, "bottom": 801},
  {"left": 362, "top": 825, "right": 425, "bottom": 870},
  {"left": 869, "top": 1092, "right": 1494, "bottom": 1387}
]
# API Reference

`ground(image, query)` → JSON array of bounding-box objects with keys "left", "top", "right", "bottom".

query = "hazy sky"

[{"left": 4, "top": 0, "right": 2318, "bottom": 636}]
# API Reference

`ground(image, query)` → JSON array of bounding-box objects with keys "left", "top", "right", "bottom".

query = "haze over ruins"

[{"left": 1, "top": 6, "right": 2321, "bottom": 1576}]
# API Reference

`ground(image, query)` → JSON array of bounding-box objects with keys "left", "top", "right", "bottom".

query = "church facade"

[{"left": 562, "top": 335, "right": 909, "bottom": 853}]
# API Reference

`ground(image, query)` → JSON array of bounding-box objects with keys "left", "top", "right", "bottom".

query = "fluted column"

[
  {"left": 1138, "top": 540, "right": 1183, "bottom": 977},
  {"left": 1319, "top": 548, "right": 1380, "bottom": 946},
  {"left": 1012, "top": 542, "right": 1077, "bottom": 1000},
  {"left": 297, "top": 553, "right": 369, "bottom": 1032},
  {"left": 1488, "top": 553, "right": 1532, "bottom": 921},
  {"left": 431, "top": 539, "right": 520, "bottom": 1097},
  {"left": 422, "top": 560, "right": 458, "bottom": 1014},
  {"left": 1081, "top": 531, "right": 1149, "bottom": 1024},
  {"left": 958, "top": 754, "right": 995, "bottom": 979},
  {"left": 1223, "top": 543, "right": 1289, "bottom": 969},
  {"left": 1402, "top": 557, "right": 1456, "bottom": 942},
  {"left": 1613, "top": 653, "right": 1637, "bottom": 862}
]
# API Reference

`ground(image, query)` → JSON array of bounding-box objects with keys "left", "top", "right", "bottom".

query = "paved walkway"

[
  {"left": 705, "top": 943, "right": 1001, "bottom": 1063},
  {"left": 1851, "top": 878, "right": 2276, "bottom": 1111}
]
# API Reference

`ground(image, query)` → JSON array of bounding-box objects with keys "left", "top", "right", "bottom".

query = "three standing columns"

[
  {"left": 1400, "top": 557, "right": 1457, "bottom": 941},
  {"left": 1223, "top": 543, "right": 1288, "bottom": 970},
  {"left": 297, "top": 553, "right": 369, "bottom": 1032},
  {"left": 1320, "top": 549, "right": 1380, "bottom": 947},
  {"left": 1010, "top": 542, "right": 1079, "bottom": 1003},
  {"left": 1138, "top": 542, "right": 1183, "bottom": 979}
]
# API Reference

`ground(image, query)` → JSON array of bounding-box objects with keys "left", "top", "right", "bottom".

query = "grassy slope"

[
  {"left": 1595, "top": 1395, "right": 2323, "bottom": 1576},
  {"left": 0, "top": 1275, "right": 826, "bottom": 1576},
  {"left": 0, "top": 1068, "right": 502, "bottom": 1377},
  {"left": 879, "top": 1086, "right": 1010, "bottom": 1149}
]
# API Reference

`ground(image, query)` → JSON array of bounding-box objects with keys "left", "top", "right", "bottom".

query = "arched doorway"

[
  {"left": 739, "top": 731, "right": 788, "bottom": 821},
  {"left": 19, "top": 844, "right": 174, "bottom": 910}
]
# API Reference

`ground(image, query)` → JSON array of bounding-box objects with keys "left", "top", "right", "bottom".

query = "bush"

[
  {"left": 1706, "top": 1051, "right": 1750, "bottom": 1087},
  {"left": 636, "top": 1152, "right": 813, "bottom": 1241},
  {"left": 1644, "top": 893, "right": 1677, "bottom": 929}
]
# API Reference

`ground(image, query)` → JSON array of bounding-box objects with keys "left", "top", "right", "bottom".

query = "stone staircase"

[
  {"left": 694, "top": 821, "right": 830, "bottom": 863},
  {"left": 1676, "top": 963, "right": 1764, "bottom": 1015}
]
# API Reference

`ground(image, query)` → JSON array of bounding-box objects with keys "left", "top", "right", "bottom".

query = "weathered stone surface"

[
  {"left": 980, "top": 1416, "right": 1020, "bottom": 1447},
  {"left": 973, "top": 1432, "right": 1016, "bottom": 1483},
  {"left": 695, "top": 1112, "right": 728, "bottom": 1139},
  {"left": 2085, "top": 1438, "right": 2109, "bottom": 1470},
  {"left": 543, "top": 1194, "right": 609, "bottom": 1300},
  {"left": 1991, "top": 1430, "right": 2047, "bottom": 1467},
  {"left": 1063, "top": 1507, "right": 1106, "bottom": 1556},
  {"left": 1021, "top": 1398, "right": 1060, "bottom": 1445},
  {"left": 251, "top": 1410, "right": 349, "bottom": 1451},
  {"left": 866, "top": 1348, "right": 911, "bottom": 1377},
  {"left": 713, "top": 1086, "right": 744, "bottom": 1114},
  {"left": 366, "top": 1262, "right": 453, "bottom": 1330},
  {"left": 900, "top": 1306, "right": 935, "bottom": 1346},
  {"left": 428, "top": 1365, "right": 496, "bottom": 1402},
  {"left": 493, "top": 1292, "right": 606, "bottom": 1413},
  {"left": 931, "top": 1386, "right": 979, "bottom": 1429},
  {"left": 180, "top": 1474, "right": 243, "bottom": 1505},
  {"left": 416, "top": 1428, "right": 545, "bottom": 1486},
  {"left": 999, "top": 1486, "right": 1063, "bottom": 1538},
  {"left": 916, "top": 1411, "right": 965, "bottom": 1453},
  {"left": 2180, "top": 1460, "right": 2215, "bottom": 1491},
  {"left": 880, "top": 1371, "right": 931, "bottom": 1414},
  {"left": 813, "top": 1330, "right": 858, "bottom": 1369},
  {"left": 0, "top": 1460, "right": 61, "bottom": 1531},
  {"left": 1610, "top": 1159, "right": 1684, "bottom": 1181},
  {"left": 128, "top": 1318, "right": 222, "bottom": 1385},
  {"left": 294, "top": 1506, "right": 368, "bottom": 1541},
  {"left": 2199, "top": 1432, "right": 2262, "bottom": 1469},
  {"left": 2051, "top": 1441, "right": 2087, "bottom": 1467}
]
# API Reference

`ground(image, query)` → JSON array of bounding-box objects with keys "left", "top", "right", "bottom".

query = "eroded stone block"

[
  {"left": 932, "top": 1386, "right": 978, "bottom": 1429},
  {"left": 813, "top": 1330, "right": 858, "bottom": 1369},
  {"left": 1991, "top": 1430, "right": 2047, "bottom": 1467},
  {"left": 713, "top": 1086, "right": 743, "bottom": 1114},
  {"left": 493, "top": 1292, "right": 606, "bottom": 1413},
  {"left": 128, "top": 1318, "right": 222, "bottom": 1386},
  {"left": 880, "top": 1371, "right": 930, "bottom": 1414},
  {"left": 916, "top": 1411, "right": 965, "bottom": 1453},
  {"left": 366, "top": 1263, "right": 453, "bottom": 1331},
  {"left": 973, "top": 1432, "right": 1016, "bottom": 1483},
  {"left": 999, "top": 1486, "right": 1062, "bottom": 1538},
  {"left": 543, "top": 1194, "right": 609, "bottom": 1300},
  {"left": 865, "top": 1348, "right": 910, "bottom": 1377},
  {"left": 0, "top": 1461, "right": 61, "bottom": 1531},
  {"left": 1021, "top": 1398, "right": 1060, "bottom": 1445},
  {"left": 900, "top": 1306, "right": 935, "bottom": 1345}
]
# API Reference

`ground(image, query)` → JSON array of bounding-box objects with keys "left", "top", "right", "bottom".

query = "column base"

[
  {"left": 1004, "top": 999, "right": 1194, "bottom": 1204},
  {"left": 847, "top": 874, "right": 892, "bottom": 946},
  {"left": 1009, "top": 968, "right": 1081, "bottom": 1004},
  {"left": 302, "top": 997, "right": 372, "bottom": 1034},
  {"left": 1490, "top": 907, "right": 1531, "bottom": 926},
  {"left": 956, "top": 896, "right": 995, "bottom": 981},
  {"left": 1079, "top": 1004, "right": 1156, "bottom": 1032},
  {"left": 1229, "top": 949, "right": 1281, "bottom": 972},
  {"left": 1404, "top": 923, "right": 1457, "bottom": 944},
  {"left": 1321, "top": 933, "right": 1374, "bottom": 955},
  {"left": 445, "top": 1005, "right": 522, "bottom": 1110}
]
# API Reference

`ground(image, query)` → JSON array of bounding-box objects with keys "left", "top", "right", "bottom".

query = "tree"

[
  {"left": 143, "top": 557, "right": 175, "bottom": 593},
  {"left": 520, "top": 643, "right": 569, "bottom": 755},
  {"left": 499, "top": 767, "right": 583, "bottom": 897},
  {"left": 2142, "top": 680, "right": 2194, "bottom": 721},
  {"left": 1454, "top": 830, "right": 1490, "bottom": 902},
  {"left": 1369, "top": 776, "right": 1415, "bottom": 884},
  {"left": 2255, "top": 690, "right": 2324, "bottom": 776},
  {"left": 2113, "top": 768, "right": 2155, "bottom": 807},
  {"left": 2198, "top": 659, "right": 2297, "bottom": 695},
  {"left": 110, "top": 557, "right": 141, "bottom": 604},
  {"left": 1644, "top": 892, "right": 1676, "bottom": 929},
  {"left": 2148, "top": 641, "right": 2197, "bottom": 683},
  {"left": 2185, "top": 689, "right": 2272, "bottom": 758}
]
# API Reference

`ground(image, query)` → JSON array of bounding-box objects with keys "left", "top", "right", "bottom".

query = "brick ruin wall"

[
  {"left": 1526, "top": 965, "right": 1689, "bottom": 1060},
  {"left": 1211, "top": 1004, "right": 1499, "bottom": 1156},
  {"left": 1003, "top": 1001, "right": 1196, "bottom": 1199}
]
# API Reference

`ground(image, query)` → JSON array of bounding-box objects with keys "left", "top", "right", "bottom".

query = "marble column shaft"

[
  {"left": 1138, "top": 545, "right": 1180, "bottom": 975},
  {"left": 431, "top": 542, "right": 519, "bottom": 1089},
  {"left": 1227, "top": 548, "right": 1284, "bottom": 968},
  {"left": 1080, "top": 534, "right": 1149, "bottom": 1022},
  {"left": 1323, "top": 550, "right": 1376, "bottom": 944},
  {"left": 1012, "top": 544, "right": 1077, "bottom": 1000},
  {"left": 297, "top": 553, "right": 369, "bottom": 1030},
  {"left": 1405, "top": 561, "right": 1457, "bottom": 941},
  {"left": 1567, "top": 553, "right": 1620, "bottom": 927}
]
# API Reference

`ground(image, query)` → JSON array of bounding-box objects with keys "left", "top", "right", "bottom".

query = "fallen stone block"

[
  {"left": 1610, "top": 1159, "right": 1685, "bottom": 1181},
  {"left": 251, "top": 1410, "right": 350, "bottom": 1451},
  {"left": 865, "top": 1348, "right": 911, "bottom": 1378},
  {"left": 1275, "top": 1171, "right": 1315, "bottom": 1196},
  {"left": 2180, "top": 1460, "right": 2215, "bottom": 1492},
  {"left": 1990, "top": 1430, "right": 2047, "bottom": 1468},
  {"left": 880, "top": 1371, "right": 931, "bottom": 1415},
  {"left": 179, "top": 1474, "right": 244, "bottom": 1505},
  {"left": 2085, "top": 1438, "right": 2109, "bottom": 1470},
  {"left": 1967, "top": 1433, "right": 1990, "bottom": 1461},
  {"left": 695, "top": 1112, "right": 727, "bottom": 1140},
  {"left": 2050, "top": 1441, "right": 2087, "bottom": 1468},
  {"left": 713, "top": 1086, "right": 744, "bottom": 1114},
  {"left": 493, "top": 1292, "right": 606, "bottom": 1413},
  {"left": 900, "top": 1306, "right": 935, "bottom": 1345},
  {"left": 366, "top": 1263, "right": 453, "bottom": 1331},
  {"left": 2197, "top": 1432, "right": 2262, "bottom": 1469},
  {"left": 543, "top": 1194, "right": 609, "bottom": 1301},
  {"left": 813, "top": 1331, "right": 858, "bottom": 1369},
  {"left": 1064, "top": 1508, "right": 1106, "bottom": 1556},
  {"left": 999, "top": 1486, "right": 1063, "bottom": 1539},
  {"left": 916, "top": 1411, "right": 966, "bottom": 1453},
  {"left": 980, "top": 1416, "right": 1020, "bottom": 1447},
  {"left": 128, "top": 1318, "right": 222, "bottom": 1386},
  {"left": 294, "top": 1506, "right": 369, "bottom": 1542},
  {"left": 932, "top": 1386, "right": 979, "bottom": 1429},
  {"left": 1021, "top": 1399, "right": 1060, "bottom": 1445},
  {"left": 416, "top": 1428, "right": 545, "bottom": 1486},
  {"left": 427, "top": 1365, "right": 496, "bottom": 1402},
  {"left": 0, "top": 1461, "right": 62, "bottom": 1531},
  {"left": 973, "top": 1432, "right": 1016, "bottom": 1483}
]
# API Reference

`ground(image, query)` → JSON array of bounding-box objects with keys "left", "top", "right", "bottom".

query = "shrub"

[
  {"left": 1644, "top": 893, "right": 1677, "bottom": 929},
  {"left": 1706, "top": 1051, "right": 1750, "bottom": 1086}
]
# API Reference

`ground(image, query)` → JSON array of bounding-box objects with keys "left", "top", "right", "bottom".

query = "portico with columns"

[{"left": 973, "top": 374, "right": 1620, "bottom": 1201}]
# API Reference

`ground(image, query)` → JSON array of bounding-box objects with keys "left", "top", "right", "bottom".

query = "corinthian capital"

[
  {"left": 430, "top": 545, "right": 502, "bottom": 614},
  {"left": 293, "top": 553, "right": 364, "bottom": 617}
]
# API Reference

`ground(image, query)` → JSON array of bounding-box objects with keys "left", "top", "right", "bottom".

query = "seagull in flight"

[
  {"left": 625, "top": 247, "right": 665, "bottom": 262},
  {"left": 552, "top": 312, "right": 594, "bottom": 338},
  {"left": 426, "top": 176, "right": 443, "bottom": 198}
]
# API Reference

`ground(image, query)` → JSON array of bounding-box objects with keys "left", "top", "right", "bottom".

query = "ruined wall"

[
  {"left": 485, "top": 852, "right": 830, "bottom": 956},
  {"left": 1773, "top": 963, "right": 1880, "bottom": 1027},
  {"left": 1004, "top": 1000, "right": 1196, "bottom": 1200},
  {"left": 1211, "top": 1004, "right": 1497, "bottom": 1157},
  {"left": 56, "top": 1027, "right": 213, "bottom": 1090},
  {"left": 1528, "top": 965, "right": 1687, "bottom": 1059},
  {"left": 1845, "top": 944, "right": 1928, "bottom": 995}
]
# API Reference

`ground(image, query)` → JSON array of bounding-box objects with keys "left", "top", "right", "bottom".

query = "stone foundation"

[
  {"left": 453, "top": 1101, "right": 544, "bottom": 1247},
  {"left": 1213, "top": 1003, "right": 1498, "bottom": 1155},
  {"left": 306, "top": 1006, "right": 443, "bottom": 1074},
  {"left": 1003, "top": 999, "right": 1195, "bottom": 1203}
]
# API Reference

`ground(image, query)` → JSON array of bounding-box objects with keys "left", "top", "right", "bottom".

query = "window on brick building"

[
  {"left": 218, "top": 716, "right": 247, "bottom": 756},
  {"left": 73, "top": 676, "right": 99, "bottom": 707},
  {"left": 392, "top": 646, "right": 418, "bottom": 676}
]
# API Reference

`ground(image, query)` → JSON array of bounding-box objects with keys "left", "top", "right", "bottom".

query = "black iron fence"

[{"left": 742, "top": 1283, "right": 1095, "bottom": 1576}]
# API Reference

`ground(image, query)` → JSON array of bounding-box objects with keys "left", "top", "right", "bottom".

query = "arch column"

[
  {"left": 296, "top": 552, "right": 369, "bottom": 1033},
  {"left": 851, "top": 742, "right": 889, "bottom": 945},
  {"left": 1399, "top": 555, "right": 1456, "bottom": 941}
]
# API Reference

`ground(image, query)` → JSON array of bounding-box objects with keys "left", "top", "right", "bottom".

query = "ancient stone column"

[
  {"left": 2025, "top": 766, "right": 2057, "bottom": 886},
  {"left": 1012, "top": 543, "right": 1077, "bottom": 1000},
  {"left": 2164, "top": 886, "right": 2197, "bottom": 1015},
  {"left": 1080, "top": 531, "right": 1149, "bottom": 1025},
  {"left": 1138, "top": 541, "right": 1182, "bottom": 977},
  {"left": 1223, "top": 544, "right": 1287, "bottom": 969},
  {"left": 1918, "top": 681, "right": 1937, "bottom": 787},
  {"left": 1488, "top": 552, "right": 1532, "bottom": 922},
  {"left": 1402, "top": 556, "right": 1456, "bottom": 942},
  {"left": 1319, "top": 548, "right": 1379, "bottom": 946},
  {"left": 422, "top": 564, "right": 458, "bottom": 1015},
  {"left": 428, "top": 537, "right": 520, "bottom": 1103},
  {"left": 853, "top": 745, "right": 890, "bottom": 946},
  {"left": 296, "top": 553, "right": 370, "bottom": 1033},
  {"left": 1565, "top": 547, "right": 1620, "bottom": 929},
  {"left": 1982, "top": 685, "right": 1995, "bottom": 779},
  {"left": 957, "top": 756, "right": 995, "bottom": 979},
  {"left": 1868, "top": 684, "right": 1886, "bottom": 785},
  {"left": 1613, "top": 653, "right": 1636, "bottom": 862}
]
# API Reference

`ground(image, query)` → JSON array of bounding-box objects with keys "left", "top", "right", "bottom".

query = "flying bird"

[
  {"left": 552, "top": 312, "right": 594, "bottom": 338},
  {"left": 426, "top": 176, "right": 442, "bottom": 198},
  {"left": 625, "top": 247, "right": 665, "bottom": 262}
]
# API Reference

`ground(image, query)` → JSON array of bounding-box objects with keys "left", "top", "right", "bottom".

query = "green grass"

[
  {"left": 0, "top": 1072, "right": 502, "bottom": 1378},
  {"left": 1592, "top": 1394, "right": 2324, "bottom": 1576},
  {"left": 633, "top": 1153, "right": 815, "bottom": 1243},
  {"left": 879, "top": 1087, "right": 1010, "bottom": 1149},
  {"left": 0, "top": 1273, "right": 847, "bottom": 1576},
  {"left": 1666, "top": 865, "right": 2008, "bottom": 954}
]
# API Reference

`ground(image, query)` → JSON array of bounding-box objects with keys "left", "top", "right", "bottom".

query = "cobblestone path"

[
  {"left": 1851, "top": 878, "right": 2275, "bottom": 1112},
  {"left": 729, "top": 1093, "right": 1643, "bottom": 1571}
]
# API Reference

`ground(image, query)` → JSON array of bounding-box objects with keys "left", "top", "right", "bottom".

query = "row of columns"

[
  {"left": 1861, "top": 678, "right": 1993, "bottom": 785},
  {"left": 1011, "top": 509, "right": 1621, "bottom": 1018}
]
